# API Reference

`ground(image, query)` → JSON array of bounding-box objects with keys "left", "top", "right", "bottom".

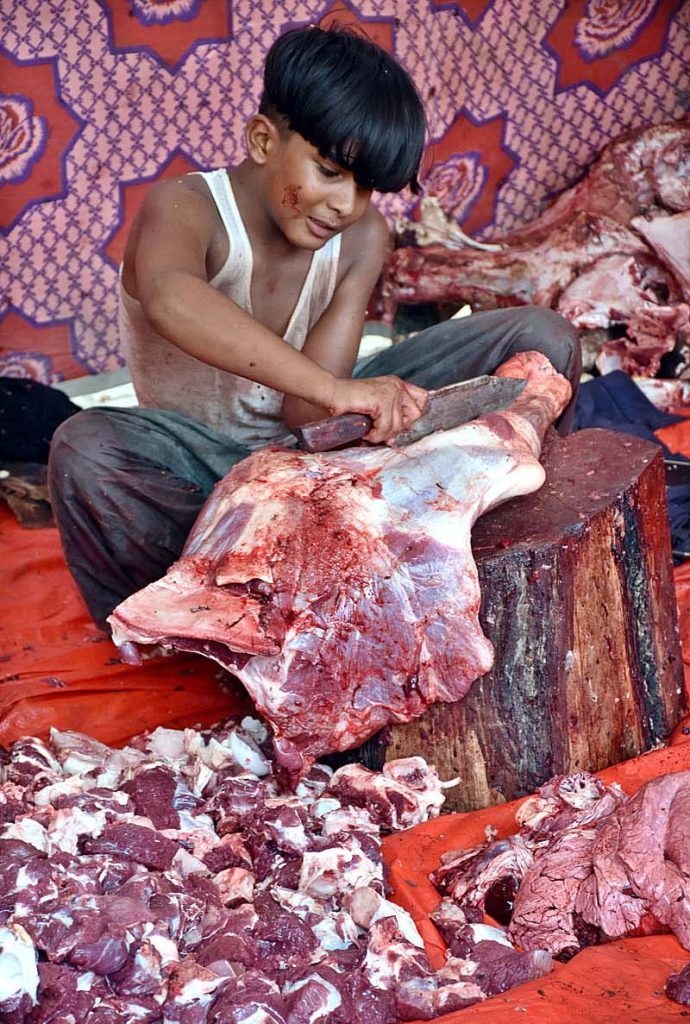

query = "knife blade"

[{"left": 291, "top": 375, "right": 527, "bottom": 453}]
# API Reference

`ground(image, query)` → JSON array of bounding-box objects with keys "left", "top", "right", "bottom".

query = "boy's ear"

[{"left": 246, "top": 114, "right": 282, "bottom": 165}]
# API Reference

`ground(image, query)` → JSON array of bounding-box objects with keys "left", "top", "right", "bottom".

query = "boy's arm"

[
  {"left": 130, "top": 178, "right": 340, "bottom": 405},
  {"left": 130, "top": 179, "right": 426, "bottom": 443}
]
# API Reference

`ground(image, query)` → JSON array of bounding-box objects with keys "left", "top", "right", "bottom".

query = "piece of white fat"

[
  {"left": 140, "top": 924, "right": 179, "bottom": 968},
  {"left": 189, "top": 760, "right": 215, "bottom": 797},
  {"left": 213, "top": 867, "right": 255, "bottom": 906},
  {"left": 0, "top": 924, "right": 39, "bottom": 1008},
  {"left": 299, "top": 842, "right": 381, "bottom": 898},
  {"left": 311, "top": 911, "right": 359, "bottom": 951},
  {"left": 467, "top": 922, "right": 513, "bottom": 947},
  {"left": 32, "top": 774, "right": 85, "bottom": 806},
  {"left": 320, "top": 805, "right": 379, "bottom": 835},
  {"left": 0, "top": 817, "right": 51, "bottom": 853},
  {"left": 372, "top": 903, "right": 424, "bottom": 948},
  {"left": 270, "top": 886, "right": 324, "bottom": 919},
  {"left": 227, "top": 730, "right": 270, "bottom": 776},
  {"left": 309, "top": 797, "right": 341, "bottom": 818},
  {"left": 50, "top": 729, "right": 110, "bottom": 775},
  {"left": 240, "top": 716, "right": 268, "bottom": 744},
  {"left": 189, "top": 731, "right": 269, "bottom": 777},
  {"left": 175, "top": 974, "right": 226, "bottom": 1006},
  {"left": 171, "top": 845, "right": 209, "bottom": 879},
  {"left": 347, "top": 887, "right": 424, "bottom": 948},
  {"left": 145, "top": 726, "right": 188, "bottom": 764},
  {"left": 48, "top": 806, "right": 107, "bottom": 854},
  {"left": 269, "top": 817, "right": 309, "bottom": 853}
]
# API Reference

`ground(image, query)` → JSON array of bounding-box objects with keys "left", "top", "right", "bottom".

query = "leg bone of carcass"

[{"left": 109, "top": 352, "right": 570, "bottom": 781}]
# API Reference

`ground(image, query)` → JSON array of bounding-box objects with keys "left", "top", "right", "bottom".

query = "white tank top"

[{"left": 120, "top": 169, "right": 342, "bottom": 449}]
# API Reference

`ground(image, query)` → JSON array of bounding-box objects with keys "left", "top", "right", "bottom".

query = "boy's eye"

[{"left": 317, "top": 163, "right": 340, "bottom": 179}]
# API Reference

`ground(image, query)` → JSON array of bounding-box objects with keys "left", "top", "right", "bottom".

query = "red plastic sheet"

[{"left": 0, "top": 506, "right": 250, "bottom": 747}]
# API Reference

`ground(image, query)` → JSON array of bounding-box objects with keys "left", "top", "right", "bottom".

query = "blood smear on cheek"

[{"left": 282, "top": 185, "right": 302, "bottom": 210}]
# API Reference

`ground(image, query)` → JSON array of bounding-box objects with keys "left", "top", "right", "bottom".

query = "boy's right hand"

[{"left": 327, "top": 376, "right": 429, "bottom": 445}]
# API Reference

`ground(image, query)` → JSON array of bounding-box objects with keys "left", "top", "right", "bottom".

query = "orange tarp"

[{"left": 0, "top": 506, "right": 250, "bottom": 747}]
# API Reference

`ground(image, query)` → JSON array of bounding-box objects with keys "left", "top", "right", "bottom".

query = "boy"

[{"left": 49, "top": 25, "right": 580, "bottom": 630}]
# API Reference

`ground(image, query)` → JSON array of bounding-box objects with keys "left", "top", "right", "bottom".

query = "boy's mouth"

[{"left": 307, "top": 216, "right": 337, "bottom": 239}]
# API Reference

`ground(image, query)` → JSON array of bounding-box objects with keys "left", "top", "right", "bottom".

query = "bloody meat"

[{"left": 384, "top": 119, "right": 690, "bottom": 378}]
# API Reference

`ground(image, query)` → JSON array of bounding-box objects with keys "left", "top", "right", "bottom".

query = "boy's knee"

[
  {"left": 49, "top": 409, "right": 117, "bottom": 501},
  {"left": 517, "top": 307, "right": 580, "bottom": 381},
  {"left": 51, "top": 408, "right": 106, "bottom": 463}
]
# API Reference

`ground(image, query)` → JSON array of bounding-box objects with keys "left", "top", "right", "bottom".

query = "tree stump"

[{"left": 356, "top": 428, "right": 686, "bottom": 813}]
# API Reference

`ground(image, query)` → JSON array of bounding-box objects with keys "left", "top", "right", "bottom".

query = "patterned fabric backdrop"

[{"left": 1, "top": 0, "right": 689, "bottom": 383}]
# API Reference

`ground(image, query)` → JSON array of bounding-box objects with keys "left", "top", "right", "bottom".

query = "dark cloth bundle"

[
  {"left": 0, "top": 377, "right": 80, "bottom": 463},
  {"left": 572, "top": 370, "right": 686, "bottom": 443}
]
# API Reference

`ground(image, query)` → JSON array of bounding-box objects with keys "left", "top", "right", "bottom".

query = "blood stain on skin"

[{"left": 282, "top": 185, "right": 302, "bottom": 210}]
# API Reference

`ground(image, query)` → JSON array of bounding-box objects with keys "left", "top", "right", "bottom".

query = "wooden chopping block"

[{"left": 356, "top": 428, "right": 687, "bottom": 813}]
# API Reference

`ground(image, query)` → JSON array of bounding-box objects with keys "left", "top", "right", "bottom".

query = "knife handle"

[{"left": 292, "top": 412, "right": 373, "bottom": 452}]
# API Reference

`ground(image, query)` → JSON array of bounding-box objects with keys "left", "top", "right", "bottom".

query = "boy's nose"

[{"left": 328, "top": 179, "right": 357, "bottom": 218}]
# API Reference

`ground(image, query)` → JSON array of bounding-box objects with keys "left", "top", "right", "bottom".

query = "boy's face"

[{"left": 257, "top": 123, "right": 373, "bottom": 250}]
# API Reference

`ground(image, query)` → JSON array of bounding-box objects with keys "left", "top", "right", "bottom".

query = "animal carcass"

[
  {"left": 385, "top": 120, "right": 690, "bottom": 377},
  {"left": 109, "top": 353, "right": 570, "bottom": 781}
]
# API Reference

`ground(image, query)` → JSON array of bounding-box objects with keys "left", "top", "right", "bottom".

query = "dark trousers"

[{"left": 48, "top": 307, "right": 580, "bottom": 627}]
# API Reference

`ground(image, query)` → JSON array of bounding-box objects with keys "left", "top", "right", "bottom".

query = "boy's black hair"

[{"left": 259, "top": 25, "right": 426, "bottom": 194}]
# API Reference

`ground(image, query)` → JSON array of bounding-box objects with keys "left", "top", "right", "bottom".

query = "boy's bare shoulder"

[
  {"left": 122, "top": 172, "right": 225, "bottom": 289},
  {"left": 139, "top": 173, "right": 218, "bottom": 225}
]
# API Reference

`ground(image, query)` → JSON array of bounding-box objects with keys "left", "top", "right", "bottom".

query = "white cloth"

[{"left": 120, "top": 169, "right": 341, "bottom": 449}]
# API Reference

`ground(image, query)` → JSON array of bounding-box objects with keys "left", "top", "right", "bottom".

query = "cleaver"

[{"left": 292, "top": 375, "right": 527, "bottom": 453}]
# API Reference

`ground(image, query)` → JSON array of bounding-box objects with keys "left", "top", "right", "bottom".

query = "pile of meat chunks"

[{"left": 0, "top": 720, "right": 552, "bottom": 1023}]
